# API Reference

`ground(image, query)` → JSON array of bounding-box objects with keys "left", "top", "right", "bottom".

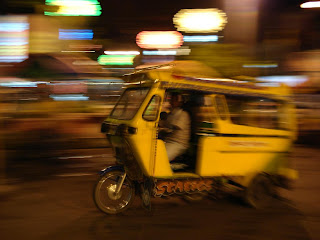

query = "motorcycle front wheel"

[{"left": 93, "top": 170, "right": 135, "bottom": 214}]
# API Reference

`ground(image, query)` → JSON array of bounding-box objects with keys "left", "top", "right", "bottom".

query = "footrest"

[{"left": 170, "top": 163, "right": 188, "bottom": 171}]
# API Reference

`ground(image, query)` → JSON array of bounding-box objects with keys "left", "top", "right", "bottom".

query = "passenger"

[{"left": 159, "top": 92, "right": 191, "bottom": 162}]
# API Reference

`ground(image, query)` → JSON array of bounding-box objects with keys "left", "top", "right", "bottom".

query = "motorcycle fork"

[{"left": 115, "top": 172, "right": 127, "bottom": 194}]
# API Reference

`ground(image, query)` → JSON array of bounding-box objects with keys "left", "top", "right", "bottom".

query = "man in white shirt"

[{"left": 160, "top": 93, "right": 191, "bottom": 161}]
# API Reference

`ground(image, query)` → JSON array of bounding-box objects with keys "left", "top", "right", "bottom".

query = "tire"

[
  {"left": 244, "top": 174, "right": 274, "bottom": 209},
  {"left": 93, "top": 170, "right": 135, "bottom": 214}
]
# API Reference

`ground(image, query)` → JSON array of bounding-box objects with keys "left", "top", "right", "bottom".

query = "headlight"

[
  {"left": 101, "top": 122, "right": 110, "bottom": 133},
  {"left": 116, "top": 124, "right": 137, "bottom": 135}
]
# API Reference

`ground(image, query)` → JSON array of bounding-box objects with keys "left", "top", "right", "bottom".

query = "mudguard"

[{"left": 98, "top": 165, "right": 124, "bottom": 176}]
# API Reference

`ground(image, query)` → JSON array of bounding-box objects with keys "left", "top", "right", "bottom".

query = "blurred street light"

[
  {"left": 104, "top": 51, "right": 140, "bottom": 55},
  {"left": 59, "top": 29, "right": 94, "bottom": 40},
  {"left": 98, "top": 55, "right": 135, "bottom": 65},
  {"left": 142, "top": 48, "right": 191, "bottom": 56},
  {"left": 136, "top": 31, "right": 183, "bottom": 49},
  {"left": 44, "top": 0, "right": 102, "bottom": 16},
  {"left": 183, "top": 35, "right": 219, "bottom": 43},
  {"left": 301, "top": 1, "right": 320, "bottom": 8},
  {"left": 173, "top": 9, "right": 227, "bottom": 33}
]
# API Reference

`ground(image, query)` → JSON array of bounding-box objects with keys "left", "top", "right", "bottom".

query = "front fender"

[{"left": 99, "top": 165, "right": 124, "bottom": 176}]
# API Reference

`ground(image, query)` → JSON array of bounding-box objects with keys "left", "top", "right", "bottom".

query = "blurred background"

[
  {"left": 0, "top": 0, "right": 319, "bottom": 178},
  {"left": 0, "top": 1, "right": 320, "bottom": 240}
]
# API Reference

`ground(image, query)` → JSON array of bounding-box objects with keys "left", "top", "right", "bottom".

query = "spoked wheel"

[
  {"left": 93, "top": 170, "right": 135, "bottom": 214},
  {"left": 244, "top": 174, "right": 275, "bottom": 209}
]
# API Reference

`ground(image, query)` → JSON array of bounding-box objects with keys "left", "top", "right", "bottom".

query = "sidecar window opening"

[
  {"left": 162, "top": 90, "right": 215, "bottom": 172},
  {"left": 143, "top": 95, "right": 161, "bottom": 121}
]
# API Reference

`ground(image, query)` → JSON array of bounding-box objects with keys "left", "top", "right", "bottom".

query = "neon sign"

[
  {"left": 0, "top": 16, "right": 29, "bottom": 63},
  {"left": 44, "top": 0, "right": 102, "bottom": 16},
  {"left": 98, "top": 55, "right": 135, "bottom": 65},
  {"left": 136, "top": 31, "right": 183, "bottom": 49},
  {"left": 59, "top": 29, "right": 94, "bottom": 40},
  {"left": 183, "top": 35, "right": 218, "bottom": 42}
]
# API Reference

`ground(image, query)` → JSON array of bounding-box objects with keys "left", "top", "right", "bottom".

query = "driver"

[{"left": 160, "top": 92, "right": 191, "bottom": 161}]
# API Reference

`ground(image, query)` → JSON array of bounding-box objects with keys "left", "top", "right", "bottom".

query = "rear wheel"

[
  {"left": 244, "top": 174, "right": 275, "bottom": 209},
  {"left": 93, "top": 170, "right": 135, "bottom": 214}
]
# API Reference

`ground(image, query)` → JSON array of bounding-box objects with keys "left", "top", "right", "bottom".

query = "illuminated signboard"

[
  {"left": 98, "top": 55, "right": 135, "bottom": 65},
  {"left": 136, "top": 31, "right": 183, "bottom": 49},
  {"left": 142, "top": 48, "right": 191, "bottom": 56},
  {"left": 173, "top": 9, "right": 227, "bottom": 33},
  {"left": 104, "top": 51, "right": 140, "bottom": 55},
  {"left": 59, "top": 29, "right": 94, "bottom": 40},
  {"left": 44, "top": 0, "right": 102, "bottom": 16},
  {"left": 143, "top": 50, "right": 177, "bottom": 56},
  {"left": 0, "top": 16, "right": 29, "bottom": 63},
  {"left": 183, "top": 35, "right": 218, "bottom": 42}
]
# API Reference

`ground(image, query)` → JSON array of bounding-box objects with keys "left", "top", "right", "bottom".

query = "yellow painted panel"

[
  {"left": 196, "top": 136, "right": 292, "bottom": 176},
  {"left": 218, "top": 120, "right": 294, "bottom": 138},
  {"left": 153, "top": 140, "right": 173, "bottom": 177},
  {"left": 129, "top": 121, "right": 155, "bottom": 176},
  {"left": 125, "top": 86, "right": 165, "bottom": 176}
]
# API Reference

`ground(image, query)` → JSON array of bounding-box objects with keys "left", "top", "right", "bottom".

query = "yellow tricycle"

[{"left": 93, "top": 61, "right": 298, "bottom": 214}]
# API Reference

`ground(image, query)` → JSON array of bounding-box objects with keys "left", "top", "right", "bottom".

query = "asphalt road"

[{"left": 0, "top": 144, "right": 319, "bottom": 240}]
